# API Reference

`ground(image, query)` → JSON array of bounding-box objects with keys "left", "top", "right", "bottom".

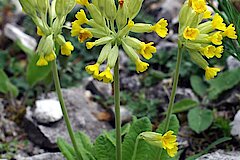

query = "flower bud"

[
  {"left": 87, "top": 4, "right": 105, "bottom": 26},
  {"left": 122, "top": 40, "right": 139, "bottom": 62},
  {"left": 116, "top": 2, "right": 128, "bottom": 29},
  {"left": 123, "top": 36, "right": 141, "bottom": 50},
  {"left": 107, "top": 44, "right": 119, "bottom": 68},
  {"left": 97, "top": 43, "right": 112, "bottom": 64},
  {"left": 19, "top": 0, "right": 36, "bottom": 17},
  {"left": 37, "top": 0, "right": 49, "bottom": 14},
  {"left": 94, "top": 36, "right": 114, "bottom": 46},
  {"left": 104, "top": 0, "right": 117, "bottom": 20},
  {"left": 127, "top": 0, "right": 144, "bottom": 19},
  {"left": 139, "top": 132, "right": 163, "bottom": 148},
  {"left": 189, "top": 51, "right": 208, "bottom": 69},
  {"left": 131, "top": 23, "right": 152, "bottom": 33},
  {"left": 98, "top": 0, "right": 106, "bottom": 15},
  {"left": 55, "top": 0, "right": 75, "bottom": 18},
  {"left": 56, "top": 35, "right": 66, "bottom": 46},
  {"left": 42, "top": 35, "right": 54, "bottom": 55}
]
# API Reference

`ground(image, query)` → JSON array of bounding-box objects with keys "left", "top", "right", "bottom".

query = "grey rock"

[
  {"left": 33, "top": 99, "right": 63, "bottom": 124},
  {"left": 231, "top": 110, "right": 240, "bottom": 138},
  {"left": 175, "top": 88, "right": 199, "bottom": 102},
  {"left": 227, "top": 56, "right": 240, "bottom": 70},
  {"left": 111, "top": 106, "right": 132, "bottom": 123},
  {"left": 121, "top": 75, "right": 141, "bottom": 92},
  {"left": 16, "top": 153, "right": 64, "bottom": 160},
  {"left": 24, "top": 87, "right": 112, "bottom": 149},
  {"left": 197, "top": 150, "right": 240, "bottom": 160},
  {"left": 3, "top": 23, "right": 37, "bottom": 51}
]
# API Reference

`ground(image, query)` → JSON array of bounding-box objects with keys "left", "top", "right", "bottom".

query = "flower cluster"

[
  {"left": 19, "top": 0, "right": 75, "bottom": 66},
  {"left": 140, "top": 131, "right": 178, "bottom": 157},
  {"left": 72, "top": 0, "right": 168, "bottom": 83},
  {"left": 179, "top": 0, "right": 237, "bottom": 80}
]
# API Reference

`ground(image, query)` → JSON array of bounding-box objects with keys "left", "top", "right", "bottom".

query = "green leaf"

[
  {"left": 93, "top": 133, "right": 116, "bottom": 160},
  {"left": 170, "top": 99, "right": 198, "bottom": 114},
  {"left": 207, "top": 68, "right": 240, "bottom": 100},
  {"left": 6, "top": 82, "right": 19, "bottom": 97},
  {"left": 74, "top": 132, "right": 95, "bottom": 160},
  {"left": 122, "top": 117, "right": 152, "bottom": 160},
  {"left": 0, "top": 69, "right": 9, "bottom": 93},
  {"left": 57, "top": 138, "right": 76, "bottom": 160},
  {"left": 186, "top": 137, "right": 231, "bottom": 160},
  {"left": 190, "top": 75, "right": 208, "bottom": 97},
  {"left": 26, "top": 54, "right": 52, "bottom": 86},
  {"left": 188, "top": 107, "right": 213, "bottom": 133},
  {"left": 157, "top": 114, "right": 180, "bottom": 134}
]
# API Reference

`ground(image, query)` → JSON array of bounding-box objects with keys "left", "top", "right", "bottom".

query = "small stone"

[
  {"left": 121, "top": 75, "right": 141, "bottom": 92},
  {"left": 231, "top": 110, "right": 240, "bottom": 138},
  {"left": 33, "top": 99, "right": 63, "bottom": 124},
  {"left": 3, "top": 23, "right": 37, "bottom": 51},
  {"left": 227, "top": 56, "right": 240, "bottom": 70},
  {"left": 15, "top": 153, "right": 64, "bottom": 160},
  {"left": 111, "top": 106, "right": 132, "bottom": 123},
  {"left": 197, "top": 150, "right": 240, "bottom": 160}
]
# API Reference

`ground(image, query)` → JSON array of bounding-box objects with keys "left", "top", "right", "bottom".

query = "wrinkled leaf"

[{"left": 190, "top": 75, "right": 208, "bottom": 97}]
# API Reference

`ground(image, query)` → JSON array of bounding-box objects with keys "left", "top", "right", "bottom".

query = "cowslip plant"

[{"left": 18, "top": 0, "right": 83, "bottom": 159}]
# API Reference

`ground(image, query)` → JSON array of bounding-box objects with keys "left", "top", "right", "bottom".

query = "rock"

[
  {"left": 85, "top": 79, "right": 112, "bottom": 99},
  {"left": 175, "top": 88, "right": 198, "bottom": 102},
  {"left": 227, "top": 56, "right": 240, "bottom": 70},
  {"left": 231, "top": 110, "right": 240, "bottom": 138},
  {"left": 121, "top": 75, "right": 141, "bottom": 92},
  {"left": 24, "top": 87, "right": 112, "bottom": 149},
  {"left": 33, "top": 99, "right": 63, "bottom": 124},
  {"left": 15, "top": 153, "right": 64, "bottom": 160},
  {"left": 197, "top": 150, "right": 240, "bottom": 160},
  {"left": 3, "top": 23, "right": 37, "bottom": 51},
  {"left": 111, "top": 106, "right": 132, "bottom": 123}
]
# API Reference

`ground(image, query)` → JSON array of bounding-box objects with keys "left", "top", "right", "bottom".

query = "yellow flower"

[
  {"left": 222, "top": 24, "right": 237, "bottom": 39},
  {"left": 37, "top": 27, "right": 44, "bottom": 36},
  {"left": 61, "top": 41, "right": 74, "bottom": 56},
  {"left": 166, "top": 142, "right": 178, "bottom": 157},
  {"left": 76, "top": 0, "right": 89, "bottom": 6},
  {"left": 71, "top": 21, "right": 82, "bottom": 37},
  {"left": 36, "top": 56, "right": 48, "bottom": 66},
  {"left": 85, "top": 63, "right": 100, "bottom": 78},
  {"left": 161, "top": 131, "right": 177, "bottom": 150},
  {"left": 205, "top": 66, "right": 220, "bottom": 80},
  {"left": 192, "top": 0, "right": 207, "bottom": 14},
  {"left": 98, "top": 67, "right": 113, "bottom": 83},
  {"left": 183, "top": 26, "right": 200, "bottom": 40},
  {"left": 135, "top": 59, "right": 149, "bottom": 73},
  {"left": 45, "top": 51, "right": 56, "bottom": 61},
  {"left": 128, "top": 20, "right": 135, "bottom": 28},
  {"left": 78, "top": 29, "right": 93, "bottom": 43},
  {"left": 203, "top": 9, "right": 212, "bottom": 19},
  {"left": 151, "top": 18, "right": 168, "bottom": 38},
  {"left": 201, "top": 45, "right": 216, "bottom": 59},
  {"left": 75, "top": 9, "right": 88, "bottom": 25},
  {"left": 138, "top": 42, "right": 157, "bottom": 60},
  {"left": 209, "top": 31, "right": 223, "bottom": 45},
  {"left": 212, "top": 13, "right": 226, "bottom": 31},
  {"left": 86, "top": 42, "right": 95, "bottom": 49},
  {"left": 215, "top": 46, "right": 224, "bottom": 58}
]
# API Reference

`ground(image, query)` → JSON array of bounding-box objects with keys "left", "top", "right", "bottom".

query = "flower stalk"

[
  {"left": 114, "top": 58, "right": 122, "bottom": 160},
  {"left": 52, "top": 58, "right": 82, "bottom": 160}
]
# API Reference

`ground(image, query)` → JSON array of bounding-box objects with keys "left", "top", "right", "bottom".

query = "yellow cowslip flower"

[
  {"left": 161, "top": 131, "right": 177, "bottom": 150},
  {"left": 36, "top": 56, "right": 48, "bottom": 66},
  {"left": 205, "top": 66, "right": 221, "bottom": 80},
  {"left": 209, "top": 31, "right": 223, "bottom": 45},
  {"left": 45, "top": 51, "right": 56, "bottom": 61},
  {"left": 75, "top": 9, "right": 89, "bottom": 25},
  {"left": 135, "top": 59, "right": 149, "bottom": 73},
  {"left": 78, "top": 29, "right": 93, "bottom": 43},
  {"left": 98, "top": 67, "right": 113, "bottom": 83},
  {"left": 76, "top": 0, "right": 89, "bottom": 6},
  {"left": 222, "top": 24, "right": 237, "bottom": 39},
  {"left": 151, "top": 18, "right": 168, "bottom": 38},
  {"left": 61, "top": 41, "right": 74, "bottom": 56},
  {"left": 71, "top": 20, "right": 83, "bottom": 36},
  {"left": 37, "top": 27, "right": 44, "bottom": 36},
  {"left": 215, "top": 46, "right": 224, "bottom": 58},
  {"left": 201, "top": 45, "right": 216, "bottom": 59},
  {"left": 128, "top": 20, "right": 135, "bottom": 28},
  {"left": 86, "top": 42, "right": 95, "bottom": 49},
  {"left": 85, "top": 63, "right": 100, "bottom": 78},
  {"left": 183, "top": 26, "right": 200, "bottom": 40},
  {"left": 203, "top": 9, "right": 212, "bottom": 19},
  {"left": 138, "top": 42, "right": 157, "bottom": 60},
  {"left": 166, "top": 142, "right": 178, "bottom": 158},
  {"left": 212, "top": 13, "right": 226, "bottom": 31},
  {"left": 192, "top": 0, "right": 207, "bottom": 14}
]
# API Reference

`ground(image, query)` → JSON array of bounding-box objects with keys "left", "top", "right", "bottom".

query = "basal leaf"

[
  {"left": 57, "top": 138, "right": 76, "bottom": 160},
  {"left": 190, "top": 75, "right": 208, "bottom": 97},
  {"left": 157, "top": 114, "right": 180, "bottom": 134}
]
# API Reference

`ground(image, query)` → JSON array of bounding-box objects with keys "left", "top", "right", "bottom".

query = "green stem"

[
  {"left": 52, "top": 60, "right": 82, "bottom": 160},
  {"left": 156, "top": 41, "right": 183, "bottom": 160},
  {"left": 132, "top": 136, "right": 140, "bottom": 160},
  {"left": 114, "top": 58, "right": 122, "bottom": 160}
]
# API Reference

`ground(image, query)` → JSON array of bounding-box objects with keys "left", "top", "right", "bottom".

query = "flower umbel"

[
  {"left": 178, "top": 0, "right": 238, "bottom": 80},
  {"left": 72, "top": 0, "right": 168, "bottom": 83}
]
